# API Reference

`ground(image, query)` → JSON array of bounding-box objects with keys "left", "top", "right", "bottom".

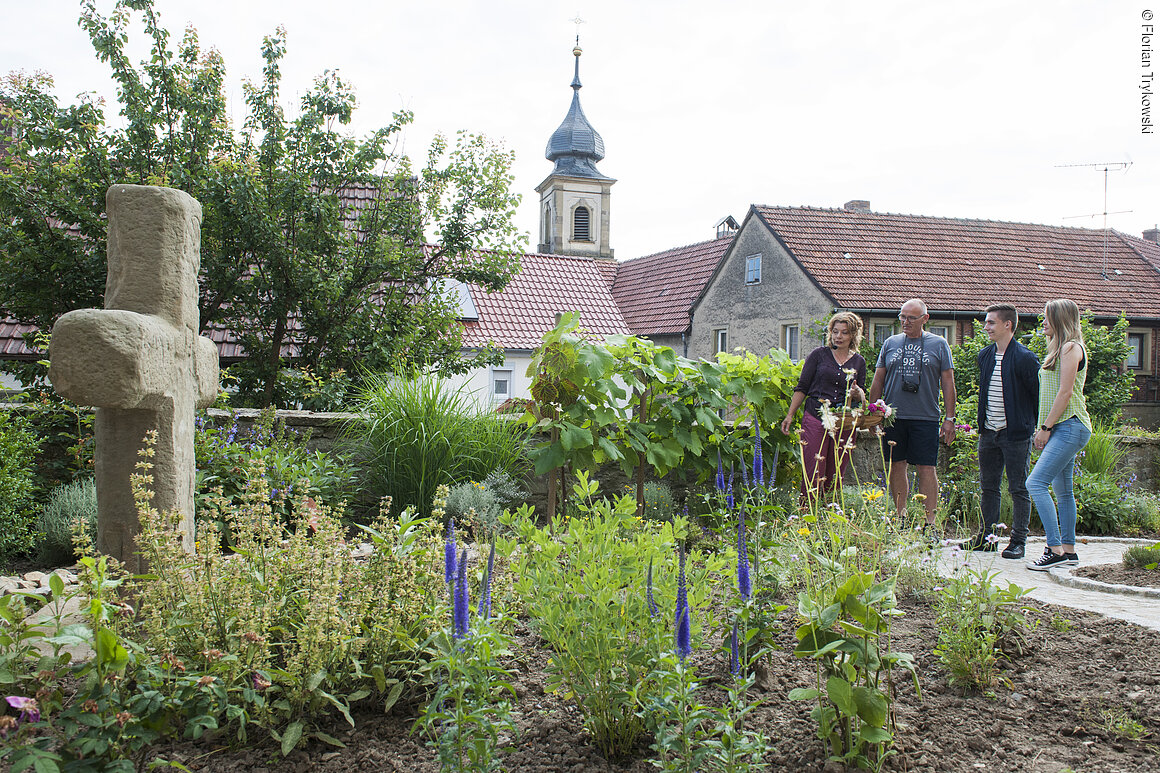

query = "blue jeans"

[
  {"left": 1025, "top": 417, "right": 1091, "bottom": 547},
  {"left": 977, "top": 429, "right": 1033, "bottom": 543}
]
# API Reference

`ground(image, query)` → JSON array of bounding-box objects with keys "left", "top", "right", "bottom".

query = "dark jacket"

[{"left": 976, "top": 340, "right": 1040, "bottom": 441}]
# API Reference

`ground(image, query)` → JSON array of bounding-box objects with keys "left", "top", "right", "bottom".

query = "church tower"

[{"left": 536, "top": 39, "right": 615, "bottom": 258}]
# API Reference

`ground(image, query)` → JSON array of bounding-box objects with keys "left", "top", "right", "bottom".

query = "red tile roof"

[
  {"left": 611, "top": 236, "right": 734, "bottom": 335},
  {"left": 460, "top": 252, "right": 629, "bottom": 350},
  {"left": 754, "top": 206, "right": 1160, "bottom": 317}
]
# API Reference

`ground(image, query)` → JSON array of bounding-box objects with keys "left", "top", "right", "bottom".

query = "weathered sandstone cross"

[{"left": 49, "top": 185, "right": 219, "bottom": 572}]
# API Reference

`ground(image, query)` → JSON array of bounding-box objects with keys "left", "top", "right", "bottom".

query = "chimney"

[
  {"left": 843, "top": 200, "right": 871, "bottom": 213},
  {"left": 1144, "top": 228, "right": 1160, "bottom": 244}
]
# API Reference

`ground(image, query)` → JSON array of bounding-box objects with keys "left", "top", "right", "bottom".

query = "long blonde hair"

[
  {"left": 1042, "top": 298, "right": 1084, "bottom": 370},
  {"left": 826, "top": 311, "right": 864, "bottom": 351}
]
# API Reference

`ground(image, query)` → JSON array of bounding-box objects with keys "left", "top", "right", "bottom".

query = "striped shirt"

[
  {"left": 1037, "top": 348, "right": 1092, "bottom": 431},
  {"left": 984, "top": 350, "right": 1006, "bottom": 431}
]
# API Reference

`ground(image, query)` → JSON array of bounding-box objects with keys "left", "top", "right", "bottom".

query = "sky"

[{"left": 3, "top": 0, "right": 1158, "bottom": 260}]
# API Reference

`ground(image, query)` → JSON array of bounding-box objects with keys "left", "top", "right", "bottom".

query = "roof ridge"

[
  {"left": 620, "top": 234, "right": 734, "bottom": 265},
  {"left": 753, "top": 204, "right": 1122, "bottom": 233}
]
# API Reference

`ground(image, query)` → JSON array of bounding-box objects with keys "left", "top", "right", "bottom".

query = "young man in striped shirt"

[{"left": 970, "top": 304, "right": 1040, "bottom": 557}]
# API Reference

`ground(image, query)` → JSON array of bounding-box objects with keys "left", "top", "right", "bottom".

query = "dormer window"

[{"left": 573, "top": 206, "right": 591, "bottom": 242}]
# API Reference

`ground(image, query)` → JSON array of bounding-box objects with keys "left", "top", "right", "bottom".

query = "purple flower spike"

[
  {"left": 477, "top": 541, "right": 496, "bottom": 619},
  {"left": 444, "top": 518, "right": 457, "bottom": 586},
  {"left": 6, "top": 696, "right": 39, "bottom": 724},
  {"left": 754, "top": 421, "right": 764, "bottom": 488},
  {"left": 453, "top": 548, "right": 470, "bottom": 639},
  {"left": 730, "top": 621, "right": 740, "bottom": 676},
  {"left": 737, "top": 506, "right": 751, "bottom": 602},
  {"left": 675, "top": 543, "right": 691, "bottom": 660},
  {"left": 716, "top": 449, "right": 726, "bottom": 492},
  {"left": 726, "top": 464, "right": 735, "bottom": 511},
  {"left": 646, "top": 558, "right": 660, "bottom": 618},
  {"left": 741, "top": 456, "right": 750, "bottom": 491}
]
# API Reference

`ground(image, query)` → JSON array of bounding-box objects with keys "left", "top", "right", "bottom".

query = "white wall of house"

[{"left": 452, "top": 351, "right": 536, "bottom": 407}]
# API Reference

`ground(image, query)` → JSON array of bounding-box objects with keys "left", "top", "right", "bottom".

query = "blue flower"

[
  {"left": 675, "top": 543, "right": 691, "bottom": 661},
  {"left": 741, "top": 455, "right": 750, "bottom": 491},
  {"left": 726, "top": 464, "right": 735, "bottom": 511},
  {"left": 646, "top": 558, "right": 659, "bottom": 619},
  {"left": 444, "top": 518, "right": 457, "bottom": 586},
  {"left": 453, "top": 548, "right": 470, "bottom": 639},
  {"left": 737, "top": 506, "right": 751, "bottom": 602},
  {"left": 716, "top": 449, "right": 726, "bottom": 492},
  {"left": 477, "top": 541, "right": 495, "bottom": 620}
]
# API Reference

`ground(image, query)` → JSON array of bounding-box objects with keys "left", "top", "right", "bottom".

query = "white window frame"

[
  {"left": 1126, "top": 328, "right": 1152, "bottom": 374},
  {"left": 783, "top": 323, "right": 800, "bottom": 361},
  {"left": 713, "top": 328, "right": 728, "bottom": 355},
  {"left": 572, "top": 205, "right": 592, "bottom": 242},
  {"left": 928, "top": 324, "right": 954, "bottom": 345},
  {"left": 491, "top": 368, "right": 513, "bottom": 400},
  {"left": 744, "top": 253, "right": 762, "bottom": 285}
]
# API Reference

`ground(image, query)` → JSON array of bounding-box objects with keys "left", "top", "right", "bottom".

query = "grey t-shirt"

[{"left": 875, "top": 332, "right": 954, "bottom": 421}]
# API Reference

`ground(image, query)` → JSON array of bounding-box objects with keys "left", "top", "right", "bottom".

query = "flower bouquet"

[{"left": 831, "top": 399, "right": 894, "bottom": 432}]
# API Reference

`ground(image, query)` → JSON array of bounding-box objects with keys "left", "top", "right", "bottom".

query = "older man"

[{"left": 869, "top": 299, "right": 956, "bottom": 530}]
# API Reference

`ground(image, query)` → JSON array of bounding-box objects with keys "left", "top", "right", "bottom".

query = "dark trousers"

[{"left": 978, "top": 428, "right": 1033, "bottom": 543}]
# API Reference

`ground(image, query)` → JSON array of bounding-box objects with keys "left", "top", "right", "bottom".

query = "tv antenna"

[{"left": 1057, "top": 161, "right": 1133, "bottom": 279}]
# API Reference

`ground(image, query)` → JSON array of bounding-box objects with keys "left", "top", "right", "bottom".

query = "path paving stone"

[{"left": 935, "top": 536, "right": 1160, "bottom": 633}]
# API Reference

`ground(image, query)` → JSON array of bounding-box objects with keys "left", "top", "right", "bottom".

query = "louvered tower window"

[{"left": 573, "top": 206, "right": 591, "bottom": 241}]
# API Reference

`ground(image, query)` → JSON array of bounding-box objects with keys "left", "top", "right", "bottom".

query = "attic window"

[
  {"left": 573, "top": 206, "right": 592, "bottom": 242},
  {"left": 745, "top": 253, "right": 762, "bottom": 285}
]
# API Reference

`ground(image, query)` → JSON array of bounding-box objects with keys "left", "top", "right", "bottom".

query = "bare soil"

[
  {"left": 1074, "top": 565, "right": 1160, "bottom": 589},
  {"left": 148, "top": 596, "right": 1160, "bottom": 773}
]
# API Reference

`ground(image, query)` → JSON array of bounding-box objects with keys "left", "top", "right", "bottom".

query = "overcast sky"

[{"left": 4, "top": 0, "right": 1158, "bottom": 259}]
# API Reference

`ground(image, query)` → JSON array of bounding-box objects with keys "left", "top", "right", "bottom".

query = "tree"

[{"left": 0, "top": 0, "right": 525, "bottom": 406}]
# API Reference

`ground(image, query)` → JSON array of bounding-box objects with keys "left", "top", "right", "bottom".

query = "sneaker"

[
  {"left": 1064, "top": 552, "right": 1079, "bottom": 566},
  {"left": 1000, "top": 541, "right": 1025, "bottom": 560},
  {"left": 964, "top": 533, "right": 998, "bottom": 552},
  {"left": 1027, "top": 550, "right": 1070, "bottom": 571}
]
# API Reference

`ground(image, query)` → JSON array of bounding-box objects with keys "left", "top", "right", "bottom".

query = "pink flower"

[{"left": 6, "top": 696, "right": 39, "bottom": 724}]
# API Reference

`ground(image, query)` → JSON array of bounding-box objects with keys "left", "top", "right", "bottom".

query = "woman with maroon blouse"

[{"left": 780, "top": 312, "right": 867, "bottom": 505}]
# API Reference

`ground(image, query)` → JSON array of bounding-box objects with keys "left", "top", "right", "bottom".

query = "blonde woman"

[
  {"left": 780, "top": 312, "right": 867, "bottom": 504},
  {"left": 1026, "top": 299, "right": 1092, "bottom": 571}
]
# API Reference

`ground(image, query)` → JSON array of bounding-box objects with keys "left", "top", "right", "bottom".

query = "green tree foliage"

[{"left": 0, "top": 0, "right": 524, "bottom": 406}]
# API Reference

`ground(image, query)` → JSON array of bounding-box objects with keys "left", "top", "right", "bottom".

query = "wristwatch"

[{"left": 1040, "top": 424, "right": 1054, "bottom": 432}]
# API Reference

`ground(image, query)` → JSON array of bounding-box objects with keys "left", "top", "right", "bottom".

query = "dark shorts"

[{"left": 882, "top": 419, "right": 940, "bottom": 466}]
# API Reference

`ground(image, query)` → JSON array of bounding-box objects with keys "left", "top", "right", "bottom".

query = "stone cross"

[{"left": 49, "top": 185, "right": 219, "bottom": 573}]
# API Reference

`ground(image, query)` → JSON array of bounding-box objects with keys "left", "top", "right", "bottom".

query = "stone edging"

[{"left": 1047, "top": 565, "right": 1160, "bottom": 599}]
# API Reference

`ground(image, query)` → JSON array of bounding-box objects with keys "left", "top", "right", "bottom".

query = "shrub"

[
  {"left": 1122, "top": 542, "right": 1160, "bottom": 570},
  {"left": 136, "top": 437, "right": 445, "bottom": 749},
  {"left": 1074, "top": 471, "right": 1126, "bottom": 535},
  {"left": 196, "top": 408, "right": 355, "bottom": 534},
  {"left": 445, "top": 469, "right": 524, "bottom": 541},
  {"left": 0, "top": 410, "right": 40, "bottom": 560},
  {"left": 639, "top": 480, "right": 676, "bottom": 523},
  {"left": 1119, "top": 492, "right": 1160, "bottom": 536},
  {"left": 1078, "top": 426, "right": 1127, "bottom": 479},
  {"left": 36, "top": 477, "right": 97, "bottom": 565},
  {"left": 351, "top": 372, "right": 528, "bottom": 517}
]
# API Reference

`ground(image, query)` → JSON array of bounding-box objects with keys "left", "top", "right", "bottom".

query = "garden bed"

[
  {"left": 145, "top": 596, "right": 1160, "bottom": 773},
  {"left": 1073, "top": 565, "right": 1160, "bottom": 590}
]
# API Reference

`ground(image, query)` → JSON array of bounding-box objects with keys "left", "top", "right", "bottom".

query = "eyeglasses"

[{"left": 898, "top": 314, "right": 924, "bottom": 323}]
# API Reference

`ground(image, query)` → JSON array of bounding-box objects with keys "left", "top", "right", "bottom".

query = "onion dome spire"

[{"left": 545, "top": 37, "right": 610, "bottom": 180}]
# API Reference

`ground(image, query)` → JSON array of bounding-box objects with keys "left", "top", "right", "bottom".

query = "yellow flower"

[
  {"left": 798, "top": 527, "right": 810, "bottom": 536},
  {"left": 862, "top": 488, "right": 885, "bottom": 502}
]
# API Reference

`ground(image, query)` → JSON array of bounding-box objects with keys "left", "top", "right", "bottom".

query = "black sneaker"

[
  {"left": 1000, "top": 541, "right": 1025, "bottom": 560},
  {"left": 964, "top": 533, "right": 998, "bottom": 552},
  {"left": 1064, "top": 552, "right": 1079, "bottom": 566},
  {"left": 1027, "top": 550, "right": 1070, "bottom": 571}
]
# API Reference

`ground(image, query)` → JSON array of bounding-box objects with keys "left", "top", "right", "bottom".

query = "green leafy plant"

[
  {"left": 507, "top": 472, "right": 729, "bottom": 757},
  {"left": 36, "top": 477, "right": 98, "bottom": 566},
  {"left": 351, "top": 372, "right": 528, "bottom": 518},
  {"left": 934, "top": 567, "right": 1032, "bottom": 693},
  {"left": 0, "top": 409, "right": 40, "bottom": 560},
  {"left": 445, "top": 470, "right": 524, "bottom": 541},
  {"left": 1074, "top": 470, "right": 1127, "bottom": 535}
]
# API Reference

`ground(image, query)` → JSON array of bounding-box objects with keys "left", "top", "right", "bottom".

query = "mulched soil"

[
  {"left": 1074, "top": 565, "right": 1160, "bottom": 589},
  {"left": 147, "top": 595, "right": 1160, "bottom": 773}
]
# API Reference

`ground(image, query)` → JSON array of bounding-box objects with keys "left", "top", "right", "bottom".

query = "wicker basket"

[{"left": 837, "top": 412, "right": 885, "bottom": 432}]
